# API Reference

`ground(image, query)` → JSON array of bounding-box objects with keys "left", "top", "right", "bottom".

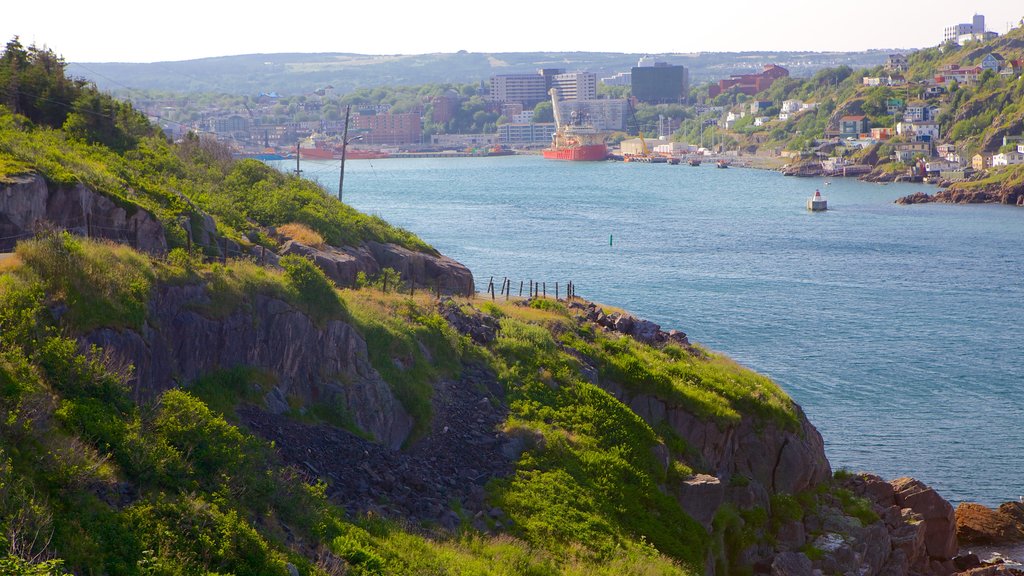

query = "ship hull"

[{"left": 542, "top": 144, "right": 608, "bottom": 161}]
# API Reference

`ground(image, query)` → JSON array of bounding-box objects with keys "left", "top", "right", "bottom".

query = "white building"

[
  {"left": 754, "top": 116, "right": 772, "bottom": 127},
  {"left": 430, "top": 133, "right": 499, "bottom": 147},
  {"left": 897, "top": 121, "right": 940, "bottom": 141},
  {"left": 781, "top": 99, "right": 803, "bottom": 114},
  {"left": 992, "top": 151, "right": 1024, "bottom": 166},
  {"left": 944, "top": 14, "right": 997, "bottom": 45},
  {"left": 551, "top": 71, "right": 598, "bottom": 101}
]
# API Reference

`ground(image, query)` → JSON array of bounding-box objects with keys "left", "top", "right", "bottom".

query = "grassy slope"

[{"left": 0, "top": 232, "right": 806, "bottom": 575}]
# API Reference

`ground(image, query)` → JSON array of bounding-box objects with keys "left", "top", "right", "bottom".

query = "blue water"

[{"left": 275, "top": 155, "right": 1024, "bottom": 506}]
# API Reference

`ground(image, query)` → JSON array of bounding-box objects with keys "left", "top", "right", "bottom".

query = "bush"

[{"left": 279, "top": 254, "right": 345, "bottom": 321}]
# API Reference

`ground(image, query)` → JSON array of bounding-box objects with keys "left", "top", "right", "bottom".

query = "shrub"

[{"left": 279, "top": 254, "right": 345, "bottom": 321}]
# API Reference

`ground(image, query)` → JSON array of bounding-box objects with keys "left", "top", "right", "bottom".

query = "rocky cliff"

[
  {"left": 896, "top": 186, "right": 1024, "bottom": 206},
  {"left": 0, "top": 174, "right": 167, "bottom": 253},
  {"left": 83, "top": 283, "right": 414, "bottom": 449}
]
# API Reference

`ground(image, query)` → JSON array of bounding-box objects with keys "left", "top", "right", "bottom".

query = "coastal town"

[{"left": 120, "top": 12, "right": 1024, "bottom": 191}]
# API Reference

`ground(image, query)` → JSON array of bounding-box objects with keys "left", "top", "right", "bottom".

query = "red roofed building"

[{"left": 708, "top": 64, "right": 789, "bottom": 98}]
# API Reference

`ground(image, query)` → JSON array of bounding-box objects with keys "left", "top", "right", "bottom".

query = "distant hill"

[{"left": 69, "top": 50, "right": 896, "bottom": 95}]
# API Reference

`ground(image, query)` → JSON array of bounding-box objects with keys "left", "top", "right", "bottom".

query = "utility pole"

[
  {"left": 338, "top": 105, "right": 350, "bottom": 202},
  {"left": 294, "top": 140, "right": 301, "bottom": 176}
]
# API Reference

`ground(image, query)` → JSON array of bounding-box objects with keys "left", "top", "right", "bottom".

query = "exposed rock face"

[
  {"left": 82, "top": 284, "right": 413, "bottom": 449},
  {"left": 0, "top": 174, "right": 166, "bottom": 254},
  {"left": 895, "top": 186, "right": 1024, "bottom": 206},
  {"left": 956, "top": 502, "right": 1024, "bottom": 546},
  {"left": 280, "top": 239, "right": 474, "bottom": 296}
]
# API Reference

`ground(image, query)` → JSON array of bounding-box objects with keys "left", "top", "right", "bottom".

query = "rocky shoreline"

[{"left": 896, "top": 186, "right": 1024, "bottom": 206}]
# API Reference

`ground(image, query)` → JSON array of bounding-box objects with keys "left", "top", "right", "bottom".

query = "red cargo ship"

[{"left": 542, "top": 88, "right": 609, "bottom": 162}]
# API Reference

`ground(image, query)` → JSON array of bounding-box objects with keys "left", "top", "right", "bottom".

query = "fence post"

[
  {"left": 543, "top": 282, "right": 546, "bottom": 298},
  {"left": 519, "top": 281, "right": 523, "bottom": 297},
  {"left": 556, "top": 282, "right": 559, "bottom": 300}
]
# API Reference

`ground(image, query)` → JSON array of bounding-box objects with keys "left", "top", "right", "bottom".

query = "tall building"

[
  {"left": 944, "top": 14, "right": 997, "bottom": 45},
  {"left": 550, "top": 71, "right": 598, "bottom": 101},
  {"left": 489, "top": 74, "right": 548, "bottom": 108},
  {"left": 631, "top": 62, "right": 689, "bottom": 104}
]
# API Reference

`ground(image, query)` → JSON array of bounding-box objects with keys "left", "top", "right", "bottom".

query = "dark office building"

[{"left": 631, "top": 63, "right": 689, "bottom": 104}]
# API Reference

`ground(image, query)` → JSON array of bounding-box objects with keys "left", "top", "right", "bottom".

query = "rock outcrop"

[
  {"left": 0, "top": 174, "right": 166, "bottom": 254},
  {"left": 280, "top": 239, "right": 475, "bottom": 296},
  {"left": 956, "top": 502, "right": 1024, "bottom": 546},
  {"left": 82, "top": 283, "right": 413, "bottom": 449},
  {"left": 895, "top": 185, "right": 1024, "bottom": 206}
]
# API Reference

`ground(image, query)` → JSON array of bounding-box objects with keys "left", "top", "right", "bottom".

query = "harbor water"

[{"left": 274, "top": 155, "right": 1024, "bottom": 507}]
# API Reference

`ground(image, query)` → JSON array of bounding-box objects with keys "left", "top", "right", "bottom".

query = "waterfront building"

[
  {"left": 351, "top": 112, "right": 422, "bottom": 146},
  {"left": 631, "top": 62, "right": 689, "bottom": 104},
  {"left": 992, "top": 151, "right": 1024, "bottom": 166},
  {"left": 894, "top": 142, "right": 933, "bottom": 162},
  {"left": 496, "top": 122, "right": 556, "bottom": 146},
  {"left": 430, "top": 133, "right": 498, "bottom": 148}
]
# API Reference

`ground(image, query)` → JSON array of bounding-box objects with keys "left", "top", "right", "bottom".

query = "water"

[{"left": 274, "top": 155, "right": 1024, "bottom": 507}]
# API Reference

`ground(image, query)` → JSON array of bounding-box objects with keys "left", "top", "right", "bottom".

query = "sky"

[{"left": 3, "top": 1, "right": 1022, "bottom": 63}]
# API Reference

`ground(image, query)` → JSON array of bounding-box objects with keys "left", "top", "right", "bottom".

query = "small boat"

[
  {"left": 716, "top": 159, "right": 730, "bottom": 169},
  {"left": 807, "top": 189, "right": 827, "bottom": 211},
  {"left": 688, "top": 157, "right": 702, "bottom": 166},
  {"left": 667, "top": 157, "right": 680, "bottom": 165}
]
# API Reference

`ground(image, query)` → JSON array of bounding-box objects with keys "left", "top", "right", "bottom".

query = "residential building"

[
  {"left": 1019, "top": 144, "right": 1024, "bottom": 154},
  {"left": 863, "top": 74, "right": 905, "bottom": 87},
  {"left": 754, "top": 116, "right": 772, "bottom": 127},
  {"left": 631, "top": 62, "right": 689, "bottom": 104},
  {"left": 894, "top": 142, "right": 932, "bottom": 162},
  {"left": 925, "top": 159, "right": 960, "bottom": 174},
  {"left": 351, "top": 112, "right": 422, "bottom": 146},
  {"left": 558, "top": 99, "right": 630, "bottom": 131},
  {"left": 511, "top": 110, "right": 535, "bottom": 124},
  {"left": 897, "top": 121, "right": 940, "bottom": 142},
  {"left": 886, "top": 53, "right": 909, "bottom": 71},
  {"left": 708, "top": 64, "right": 789, "bottom": 98},
  {"left": 925, "top": 86, "right": 946, "bottom": 97},
  {"left": 1001, "top": 60, "right": 1024, "bottom": 77},
  {"left": 778, "top": 112, "right": 790, "bottom": 121},
  {"left": 781, "top": 99, "right": 803, "bottom": 114},
  {"left": 838, "top": 115, "right": 869, "bottom": 138},
  {"left": 210, "top": 114, "right": 249, "bottom": 134},
  {"left": 886, "top": 98, "right": 905, "bottom": 114},
  {"left": 750, "top": 100, "right": 773, "bottom": 113},
  {"left": 489, "top": 74, "right": 548, "bottom": 107},
  {"left": 551, "top": 71, "right": 598, "bottom": 101},
  {"left": 871, "top": 127, "right": 893, "bottom": 140},
  {"left": 936, "top": 144, "right": 960, "bottom": 162},
  {"left": 992, "top": 151, "right": 1024, "bottom": 166},
  {"left": 981, "top": 53, "right": 1006, "bottom": 72},
  {"left": 972, "top": 154, "right": 989, "bottom": 171},
  {"left": 496, "top": 122, "right": 556, "bottom": 146},
  {"left": 904, "top": 102, "right": 928, "bottom": 122},
  {"left": 936, "top": 64, "right": 982, "bottom": 86}
]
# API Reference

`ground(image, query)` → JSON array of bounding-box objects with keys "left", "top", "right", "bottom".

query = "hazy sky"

[{"left": 3, "top": 1, "right": 1022, "bottom": 62}]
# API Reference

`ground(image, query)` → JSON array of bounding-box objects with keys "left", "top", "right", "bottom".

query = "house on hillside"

[
  {"left": 904, "top": 102, "right": 928, "bottom": 122},
  {"left": 925, "top": 86, "right": 946, "bottom": 97},
  {"left": 897, "top": 121, "right": 940, "bottom": 142},
  {"left": 886, "top": 53, "right": 909, "bottom": 71},
  {"left": 781, "top": 99, "right": 803, "bottom": 114},
  {"left": 839, "top": 115, "right": 869, "bottom": 138},
  {"left": 1001, "top": 60, "right": 1024, "bottom": 77},
  {"left": 992, "top": 151, "right": 1024, "bottom": 166},
  {"left": 754, "top": 116, "right": 772, "bottom": 127},
  {"left": 894, "top": 142, "right": 932, "bottom": 162},
  {"left": 871, "top": 127, "right": 894, "bottom": 140},
  {"left": 750, "top": 100, "right": 774, "bottom": 113},
  {"left": 981, "top": 53, "right": 1005, "bottom": 73},
  {"left": 972, "top": 154, "right": 989, "bottom": 171}
]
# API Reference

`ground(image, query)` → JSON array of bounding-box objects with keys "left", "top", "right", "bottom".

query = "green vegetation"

[
  {"left": 0, "top": 38, "right": 837, "bottom": 575},
  {"left": 0, "top": 39, "right": 430, "bottom": 255}
]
